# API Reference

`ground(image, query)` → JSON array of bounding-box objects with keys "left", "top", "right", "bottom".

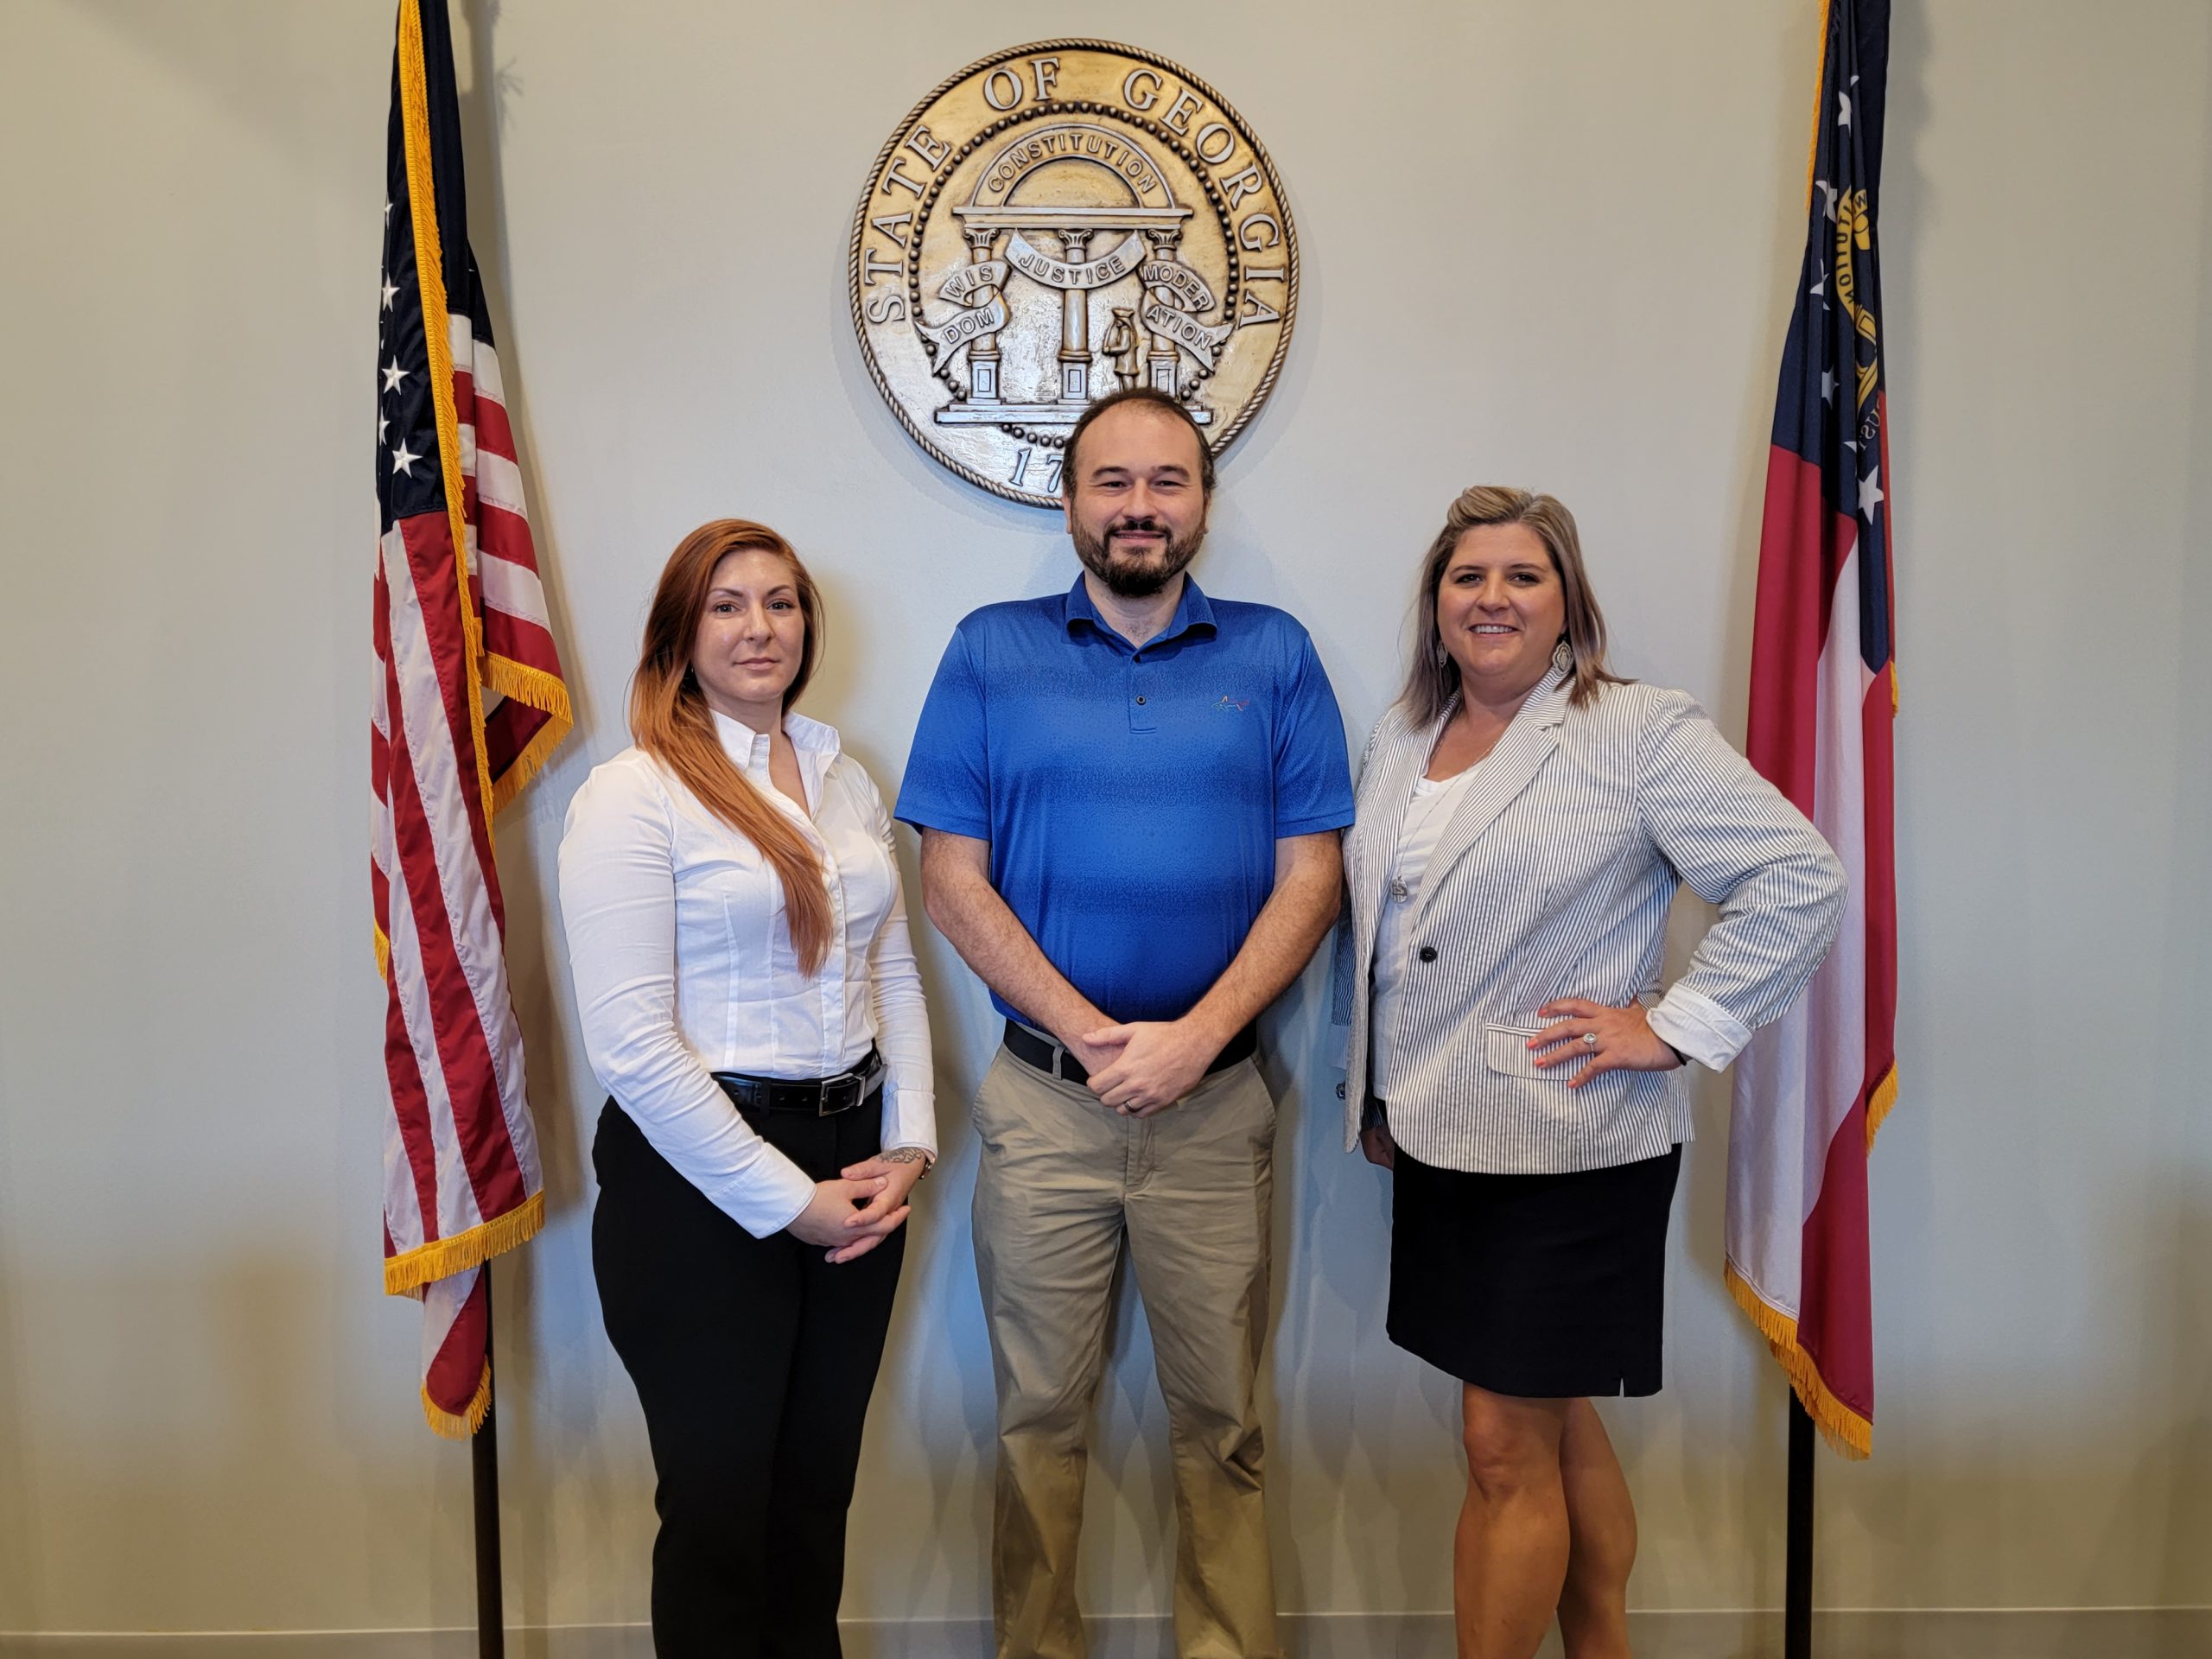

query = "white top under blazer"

[
  {"left": 558, "top": 709, "right": 935, "bottom": 1237},
  {"left": 1337, "top": 660, "right": 1847, "bottom": 1174},
  {"left": 1367, "top": 767, "right": 1479, "bottom": 1093}
]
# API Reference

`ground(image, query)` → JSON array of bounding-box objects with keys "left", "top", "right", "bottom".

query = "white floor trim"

[{"left": 3, "top": 1609, "right": 2209, "bottom": 1658}]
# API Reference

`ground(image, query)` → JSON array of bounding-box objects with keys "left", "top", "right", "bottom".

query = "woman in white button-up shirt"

[
  {"left": 1341, "top": 488, "right": 1844, "bottom": 1659},
  {"left": 559, "top": 519, "right": 935, "bottom": 1658}
]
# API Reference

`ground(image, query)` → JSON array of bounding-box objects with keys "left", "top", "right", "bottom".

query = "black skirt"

[{"left": 1388, "top": 1141, "right": 1682, "bottom": 1398}]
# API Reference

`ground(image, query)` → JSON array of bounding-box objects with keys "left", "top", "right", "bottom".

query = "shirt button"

[
  {"left": 1417, "top": 945, "right": 1438, "bottom": 963},
  {"left": 1135, "top": 696, "right": 1147, "bottom": 705},
  {"left": 1389, "top": 880, "right": 1408, "bottom": 899}
]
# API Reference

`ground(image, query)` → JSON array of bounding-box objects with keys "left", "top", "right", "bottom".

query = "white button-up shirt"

[{"left": 558, "top": 709, "right": 934, "bottom": 1236}]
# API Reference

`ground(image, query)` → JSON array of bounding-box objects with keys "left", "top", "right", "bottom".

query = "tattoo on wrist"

[{"left": 881, "top": 1147, "right": 931, "bottom": 1173}]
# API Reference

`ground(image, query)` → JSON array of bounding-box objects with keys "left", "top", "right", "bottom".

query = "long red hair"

[{"left": 630, "top": 519, "right": 832, "bottom": 976}]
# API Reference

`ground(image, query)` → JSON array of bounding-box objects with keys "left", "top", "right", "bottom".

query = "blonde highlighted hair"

[
  {"left": 630, "top": 519, "right": 833, "bottom": 976},
  {"left": 1399, "top": 486, "right": 1624, "bottom": 724}
]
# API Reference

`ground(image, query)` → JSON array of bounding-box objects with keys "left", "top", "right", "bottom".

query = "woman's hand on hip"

[
  {"left": 1529, "top": 998, "right": 1686, "bottom": 1088},
  {"left": 786, "top": 1174, "right": 907, "bottom": 1263}
]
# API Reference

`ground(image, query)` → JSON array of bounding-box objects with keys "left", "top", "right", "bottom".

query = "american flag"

[
  {"left": 371, "top": 0, "right": 570, "bottom": 1437},
  {"left": 1726, "top": 0, "right": 1897, "bottom": 1459}
]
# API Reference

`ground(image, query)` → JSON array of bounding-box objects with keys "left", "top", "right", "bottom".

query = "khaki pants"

[{"left": 971, "top": 1045, "right": 1281, "bottom": 1659}]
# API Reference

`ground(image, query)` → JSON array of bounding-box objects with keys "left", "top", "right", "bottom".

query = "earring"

[{"left": 1551, "top": 638, "right": 1573, "bottom": 672}]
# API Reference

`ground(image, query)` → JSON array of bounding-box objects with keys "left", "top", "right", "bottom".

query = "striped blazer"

[{"left": 1336, "top": 662, "right": 1846, "bottom": 1173}]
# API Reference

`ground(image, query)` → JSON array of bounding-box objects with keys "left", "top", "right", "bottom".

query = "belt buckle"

[{"left": 820, "top": 1074, "right": 860, "bottom": 1116}]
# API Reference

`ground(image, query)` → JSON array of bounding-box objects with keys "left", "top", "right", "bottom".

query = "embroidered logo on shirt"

[{"left": 1214, "top": 695, "right": 1251, "bottom": 713}]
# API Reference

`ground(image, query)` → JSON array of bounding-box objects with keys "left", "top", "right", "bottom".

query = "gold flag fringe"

[
  {"left": 485, "top": 653, "right": 575, "bottom": 814},
  {"left": 1725, "top": 1262, "right": 1872, "bottom": 1459},
  {"left": 1865, "top": 1063, "right": 1899, "bottom": 1150},
  {"left": 423, "top": 1360, "right": 494, "bottom": 1440},
  {"left": 385, "top": 1189, "right": 545, "bottom": 1297}
]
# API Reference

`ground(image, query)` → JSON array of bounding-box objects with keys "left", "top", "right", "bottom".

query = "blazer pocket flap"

[{"left": 1484, "top": 1020, "right": 1570, "bottom": 1082}]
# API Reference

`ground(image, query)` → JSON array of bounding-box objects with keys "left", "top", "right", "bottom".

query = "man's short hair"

[{"left": 1060, "top": 387, "right": 1217, "bottom": 498}]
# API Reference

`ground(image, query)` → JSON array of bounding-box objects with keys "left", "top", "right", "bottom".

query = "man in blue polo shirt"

[{"left": 898, "top": 388, "right": 1351, "bottom": 1659}]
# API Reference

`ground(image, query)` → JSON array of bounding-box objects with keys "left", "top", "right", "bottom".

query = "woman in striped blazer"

[{"left": 1340, "top": 486, "right": 1845, "bottom": 1659}]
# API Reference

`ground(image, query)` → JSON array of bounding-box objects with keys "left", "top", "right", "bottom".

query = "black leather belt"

[
  {"left": 714, "top": 1047, "right": 884, "bottom": 1116},
  {"left": 1001, "top": 1020, "right": 1257, "bottom": 1088}
]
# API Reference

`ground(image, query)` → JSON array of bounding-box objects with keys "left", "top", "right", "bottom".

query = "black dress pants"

[{"left": 592, "top": 1097, "right": 905, "bottom": 1658}]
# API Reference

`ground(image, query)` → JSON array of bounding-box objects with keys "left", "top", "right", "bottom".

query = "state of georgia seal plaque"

[{"left": 849, "top": 41, "right": 1298, "bottom": 508}]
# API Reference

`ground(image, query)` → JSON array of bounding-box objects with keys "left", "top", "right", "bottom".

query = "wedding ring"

[{"left": 1581, "top": 1032, "right": 1599, "bottom": 1048}]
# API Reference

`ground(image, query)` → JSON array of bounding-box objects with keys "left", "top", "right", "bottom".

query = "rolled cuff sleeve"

[{"left": 1647, "top": 981, "right": 1753, "bottom": 1071}]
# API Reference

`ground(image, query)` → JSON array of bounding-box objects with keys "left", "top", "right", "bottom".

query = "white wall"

[{"left": 3, "top": 0, "right": 2209, "bottom": 1637}]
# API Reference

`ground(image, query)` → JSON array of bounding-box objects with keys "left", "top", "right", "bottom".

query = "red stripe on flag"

[
  {"left": 371, "top": 566, "right": 395, "bottom": 950},
  {"left": 423, "top": 1271, "right": 490, "bottom": 1422},
  {"left": 371, "top": 722, "right": 391, "bottom": 806},
  {"left": 481, "top": 604, "right": 563, "bottom": 681},
  {"left": 476, "top": 499, "right": 541, "bottom": 577},
  {"left": 471, "top": 394, "right": 518, "bottom": 467},
  {"left": 449, "top": 357, "right": 476, "bottom": 429},
  {"left": 1796, "top": 1089, "right": 1877, "bottom": 1425},
  {"left": 1746, "top": 446, "right": 1851, "bottom": 813}
]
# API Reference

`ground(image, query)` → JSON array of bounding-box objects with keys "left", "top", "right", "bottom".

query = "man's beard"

[{"left": 1071, "top": 514, "right": 1205, "bottom": 598}]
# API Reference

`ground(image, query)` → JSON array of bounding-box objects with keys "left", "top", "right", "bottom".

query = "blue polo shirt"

[{"left": 896, "top": 575, "right": 1353, "bottom": 1027}]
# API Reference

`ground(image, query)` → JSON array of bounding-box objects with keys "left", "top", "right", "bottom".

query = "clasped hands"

[
  {"left": 788, "top": 1149, "right": 928, "bottom": 1264},
  {"left": 1071, "top": 1015, "right": 1223, "bottom": 1118},
  {"left": 789, "top": 1015, "right": 1215, "bottom": 1264}
]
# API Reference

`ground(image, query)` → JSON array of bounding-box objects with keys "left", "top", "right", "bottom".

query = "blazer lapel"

[
  {"left": 1412, "top": 668, "right": 1573, "bottom": 924},
  {"left": 1351, "top": 715, "right": 1437, "bottom": 969}
]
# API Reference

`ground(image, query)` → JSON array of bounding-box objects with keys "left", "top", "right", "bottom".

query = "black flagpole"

[
  {"left": 474, "top": 1270, "right": 505, "bottom": 1659},
  {"left": 1784, "top": 1395, "right": 1815, "bottom": 1659}
]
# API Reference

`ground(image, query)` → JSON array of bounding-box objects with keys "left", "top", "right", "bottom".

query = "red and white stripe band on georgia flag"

[{"left": 371, "top": 0, "right": 569, "bottom": 1439}]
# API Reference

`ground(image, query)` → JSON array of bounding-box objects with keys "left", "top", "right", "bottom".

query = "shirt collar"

[
  {"left": 709, "top": 705, "right": 842, "bottom": 766},
  {"left": 1062, "top": 574, "right": 1217, "bottom": 651}
]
